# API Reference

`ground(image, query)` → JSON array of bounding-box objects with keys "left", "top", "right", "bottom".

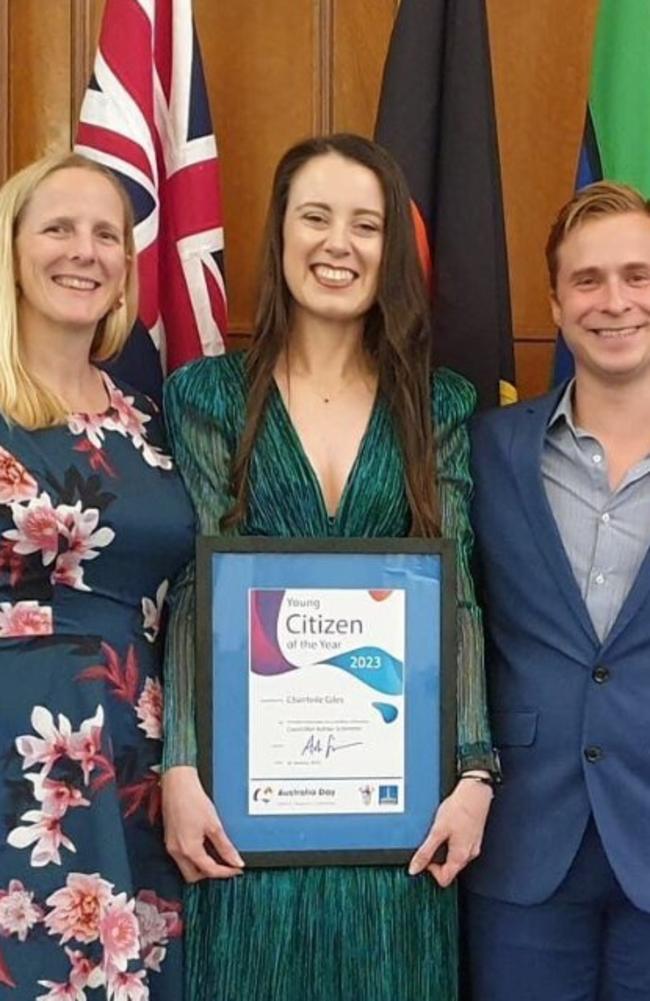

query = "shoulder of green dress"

[
  {"left": 431, "top": 367, "right": 477, "bottom": 429},
  {"left": 163, "top": 351, "right": 247, "bottom": 422}
]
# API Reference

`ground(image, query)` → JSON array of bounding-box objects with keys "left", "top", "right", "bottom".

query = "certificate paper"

[{"left": 248, "top": 588, "right": 405, "bottom": 815}]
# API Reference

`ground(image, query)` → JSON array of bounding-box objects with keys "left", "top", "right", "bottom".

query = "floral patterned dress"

[{"left": 0, "top": 373, "right": 194, "bottom": 1001}]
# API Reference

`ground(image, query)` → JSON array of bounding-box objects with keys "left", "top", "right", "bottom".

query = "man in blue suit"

[{"left": 464, "top": 181, "right": 650, "bottom": 1001}]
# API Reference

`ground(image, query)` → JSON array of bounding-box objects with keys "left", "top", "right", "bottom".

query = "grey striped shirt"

[{"left": 542, "top": 381, "right": 650, "bottom": 642}]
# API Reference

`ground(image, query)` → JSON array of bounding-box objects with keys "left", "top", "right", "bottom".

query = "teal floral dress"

[
  {"left": 0, "top": 373, "right": 194, "bottom": 1001},
  {"left": 163, "top": 352, "right": 492, "bottom": 1001}
]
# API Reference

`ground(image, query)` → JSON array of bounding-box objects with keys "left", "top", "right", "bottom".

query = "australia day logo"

[{"left": 249, "top": 587, "right": 405, "bottom": 722}]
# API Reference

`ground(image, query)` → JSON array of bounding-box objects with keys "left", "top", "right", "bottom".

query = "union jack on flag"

[{"left": 75, "top": 0, "right": 227, "bottom": 395}]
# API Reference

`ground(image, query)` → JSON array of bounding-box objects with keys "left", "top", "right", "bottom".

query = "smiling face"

[
  {"left": 281, "top": 152, "right": 385, "bottom": 330},
  {"left": 552, "top": 211, "right": 650, "bottom": 385},
  {"left": 14, "top": 166, "right": 128, "bottom": 341}
]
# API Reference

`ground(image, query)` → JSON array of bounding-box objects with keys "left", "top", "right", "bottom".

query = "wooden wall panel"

[
  {"left": 7, "top": 0, "right": 72, "bottom": 171},
  {"left": 332, "top": 0, "right": 397, "bottom": 135},
  {"left": 87, "top": 0, "right": 104, "bottom": 46},
  {"left": 0, "top": 0, "right": 8, "bottom": 182},
  {"left": 70, "top": 0, "right": 105, "bottom": 125},
  {"left": 515, "top": 341, "right": 558, "bottom": 400},
  {"left": 194, "top": 0, "right": 321, "bottom": 334},
  {"left": 487, "top": 0, "right": 599, "bottom": 392}
]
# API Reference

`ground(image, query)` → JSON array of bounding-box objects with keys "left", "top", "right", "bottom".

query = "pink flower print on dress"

[
  {"left": 26, "top": 774, "right": 90, "bottom": 819},
  {"left": 45, "top": 873, "right": 113, "bottom": 944},
  {"left": 0, "top": 879, "right": 43, "bottom": 941},
  {"left": 134, "top": 896, "right": 167, "bottom": 965},
  {"left": 57, "top": 503, "right": 115, "bottom": 560},
  {"left": 67, "top": 411, "right": 111, "bottom": 450},
  {"left": 0, "top": 600, "right": 52, "bottom": 637},
  {"left": 106, "top": 382, "right": 172, "bottom": 471},
  {"left": 66, "top": 946, "right": 104, "bottom": 990},
  {"left": 106, "top": 383, "right": 150, "bottom": 441},
  {"left": 4, "top": 492, "right": 60, "bottom": 565},
  {"left": 6, "top": 810, "right": 76, "bottom": 867},
  {"left": 141, "top": 580, "right": 168, "bottom": 643},
  {"left": 138, "top": 437, "right": 173, "bottom": 471},
  {"left": 51, "top": 551, "right": 86, "bottom": 591},
  {"left": 53, "top": 502, "right": 115, "bottom": 592},
  {"left": 67, "top": 706, "right": 105, "bottom": 786},
  {"left": 135, "top": 889, "right": 182, "bottom": 971},
  {"left": 15, "top": 707, "right": 73, "bottom": 777},
  {"left": 105, "top": 967, "right": 149, "bottom": 1001},
  {"left": 35, "top": 980, "right": 82, "bottom": 1001},
  {"left": 135, "top": 678, "right": 163, "bottom": 741},
  {"left": 67, "top": 373, "right": 172, "bottom": 470},
  {"left": 0, "top": 446, "right": 38, "bottom": 503},
  {"left": 99, "top": 893, "right": 141, "bottom": 973}
]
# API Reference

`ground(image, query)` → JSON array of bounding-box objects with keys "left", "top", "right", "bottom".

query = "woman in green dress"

[{"left": 161, "top": 133, "right": 495, "bottom": 1001}]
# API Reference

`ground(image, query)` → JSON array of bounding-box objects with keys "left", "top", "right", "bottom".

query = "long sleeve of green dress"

[
  {"left": 433, "top": 370, "right": 494, "bottom": 773},
  {"left": 161, "top": 359, "right": 238, "bottom": 770}
]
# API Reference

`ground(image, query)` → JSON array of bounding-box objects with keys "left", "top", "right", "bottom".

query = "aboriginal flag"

[
  {"left": 554, "top": 0, "right": 650, "bottom": 382},
  {"left": 376, "top": 0, "right": 515, "bottom": 408}
]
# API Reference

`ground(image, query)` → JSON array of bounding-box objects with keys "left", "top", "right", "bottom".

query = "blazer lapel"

[{"left": 509, "top": 387, "right": 599, "bottom": 647}]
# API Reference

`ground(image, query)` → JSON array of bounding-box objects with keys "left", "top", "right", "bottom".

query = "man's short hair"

[{"left": 546, "top": 180, "right": 650, "bottom": 289}]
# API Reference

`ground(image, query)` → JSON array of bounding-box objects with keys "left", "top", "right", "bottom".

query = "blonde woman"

[{"left": 0, "top": 153, "right": 193, "bottom": 1000}]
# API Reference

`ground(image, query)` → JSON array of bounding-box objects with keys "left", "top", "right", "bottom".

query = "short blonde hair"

[
  {"left": 0, "top": 152, "right": 138, "bottom": 428},
  {"left": 546, "top": 180, "right": 650, "bottom": 290}
]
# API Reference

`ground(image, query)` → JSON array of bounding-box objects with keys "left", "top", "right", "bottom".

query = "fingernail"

[
  {"left": 235, "top": 853, "right": 245, "bottom": 867},
  {"left": 408, "top": 863, "right": 418, "bottom": 876}
]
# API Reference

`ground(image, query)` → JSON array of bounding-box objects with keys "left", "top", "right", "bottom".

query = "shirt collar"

[{"left": 547, "top": 379, "right": 577, "bottom": 433}]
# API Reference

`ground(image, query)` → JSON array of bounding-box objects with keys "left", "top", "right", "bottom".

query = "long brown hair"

[{"left": 223, "top": 133, "right": 439, "bottom": 536}]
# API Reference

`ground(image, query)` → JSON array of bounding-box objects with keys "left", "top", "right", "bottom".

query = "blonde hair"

[
  {"left": 0, "top": 152, "right": 138, "bottom": 428},
  {"left": 546, "top": 180, "right": 650, "bottom": 290}
]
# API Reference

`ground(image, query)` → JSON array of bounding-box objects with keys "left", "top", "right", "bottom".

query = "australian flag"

[{"left": 75, "top": 0, "right": 227, "bottom": 401}]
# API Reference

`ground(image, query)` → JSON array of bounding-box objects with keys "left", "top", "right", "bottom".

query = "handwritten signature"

[{"left": 301, "top": 734, "right": 363, "bottom": 759}]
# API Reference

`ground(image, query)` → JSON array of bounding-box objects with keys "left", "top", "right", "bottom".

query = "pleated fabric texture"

[
  {"left": 185, "top": 868, "right": 457, "bottom": 1001},
  {"left": 163, "top": 352, "right": 492, "bottom": 1001}
]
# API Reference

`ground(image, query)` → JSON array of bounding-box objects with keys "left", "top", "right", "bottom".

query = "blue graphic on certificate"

[{"left": 248, "top": 587, "right": 405, "bottom": 815}]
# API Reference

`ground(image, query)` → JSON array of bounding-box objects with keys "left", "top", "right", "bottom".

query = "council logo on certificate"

[{"left": 248, "top": 588, "right": 405, "bottom": 816}]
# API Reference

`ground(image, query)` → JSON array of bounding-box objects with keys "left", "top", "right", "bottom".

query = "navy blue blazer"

[{"left": 464, "top": 387, "right": 650, "bottom": 911}]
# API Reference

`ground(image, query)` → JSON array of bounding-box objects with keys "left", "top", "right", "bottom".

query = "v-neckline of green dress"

[{"left": 269, "top": 378, "right": 382, "bottom": 526}]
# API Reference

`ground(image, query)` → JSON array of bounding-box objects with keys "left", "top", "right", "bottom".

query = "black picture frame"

[{"left": 196, "top": 536, "right": 457, "bottom": 867}]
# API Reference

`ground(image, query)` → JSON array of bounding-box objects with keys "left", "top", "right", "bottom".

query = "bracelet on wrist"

[{"left": 458, "top": 773, "right": 495, "bottom": 790}]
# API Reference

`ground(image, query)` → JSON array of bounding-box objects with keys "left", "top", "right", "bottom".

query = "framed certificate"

[{"left": 196, "top": 537, "right": 456, "bottom": 867}]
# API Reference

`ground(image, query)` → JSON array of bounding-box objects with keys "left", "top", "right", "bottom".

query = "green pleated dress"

[{"left": 162, "top": 352, "right": 492, "bottom": 1001}]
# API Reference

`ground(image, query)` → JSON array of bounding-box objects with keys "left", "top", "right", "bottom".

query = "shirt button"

[
  {"left": 592, "top": 666, "right": 610, "bottom": 684},
  {"left": 601, "top": 513, "right": 610, "bottom": 524},
  {"left": 592, "top": 454, "right": 603, "bottom": 464},
  {"left": 594, "top": 573, "right": 605, "bottom": 585},
  {"left": 584, "top": 746, "right": 603, "bottom": 763}
]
